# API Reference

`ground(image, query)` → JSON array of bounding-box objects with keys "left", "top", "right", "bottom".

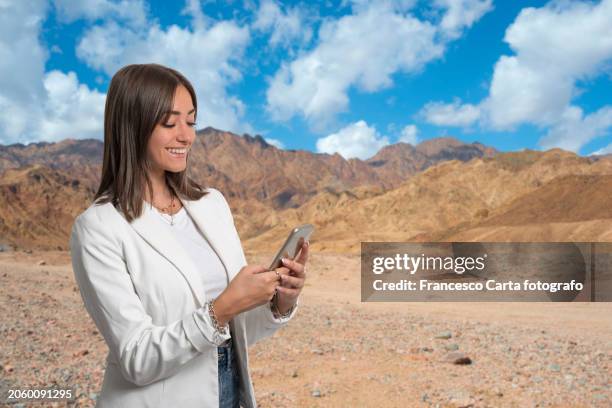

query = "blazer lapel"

[
  {"left": 125, "top": 193, "right": 238, "bottom": 309},
  {"left": 128, "top": 200, "right": 208, "bottom": 308}
]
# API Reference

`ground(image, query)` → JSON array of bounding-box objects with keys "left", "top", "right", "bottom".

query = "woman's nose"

[{"left": 176, "top": 121, "right": 193, "bottom": 141}]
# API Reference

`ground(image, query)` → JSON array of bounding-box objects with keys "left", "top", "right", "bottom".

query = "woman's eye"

[{"left": 161, "top": 122, "right": 196, "bottom": 128}]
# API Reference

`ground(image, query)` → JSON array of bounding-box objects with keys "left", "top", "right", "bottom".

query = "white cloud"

[
  {"left": 344, "top": 0, "right": 418, "bottom": 14},
  {"left": 0, "top": 0, "right": 253, "bottom": 144},
  {"left": 267, "top": 4, "right": 440, "bottom": 129},
  {"left": 75, "top": 4, "right": 252, "bottom": 134},
  {"left": 539, "top": 106, "right": 612, "bottom": 152},
  {"left": 398, "top": 124, "right": 418, "bottom": 144},
  {"left": 421, "top": 0, "right": 612, "bottom": 153},
  {"left": 420, "top": 99, "right": 480, "bottom": 126},
  {"left": 253, "top": 0, "right": 312, "bottom": 48},
  {"left": 591, "top": 142, "right": 612, "bottom": 156},
  {"left": 180, "top": 0, "right": 210, "bottom": 32},
  {"left": 316, "top": 120, "right": 389, "bottom": 159},
  {"left": 483, "top": 3, "right": 612, "bottom": 130},
  {"left": 0, "top": 0, "right": 48, "bottom": 144},
  {"left": 0, "top": 0, "right": 105, "bottom": 146},
  {"left": 264, "top": 137, "right": 285, "bottom": 149},
  {"left": 52, "top": 0, "right": 147, "bottom": 27},
  {"left": 265, "top": 0, "right": 491, "bottom": 130},
  {"left": 486, "top": 0, "right": 612, "bottom": 132},
  {"left": 39, "top": 70, "right": 106, "bottom": 141},
  {"left": 435, "top": 0, "right": 493, "bottom": 39}
]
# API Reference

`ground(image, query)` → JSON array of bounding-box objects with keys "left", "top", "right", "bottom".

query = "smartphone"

[{"left": 269, "top": 224, "right": 314, "bottom": 270}]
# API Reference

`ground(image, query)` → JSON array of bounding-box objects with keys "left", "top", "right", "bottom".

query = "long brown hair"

[{"left": 94, "top": 63, "right": 208, "bottom": 222}]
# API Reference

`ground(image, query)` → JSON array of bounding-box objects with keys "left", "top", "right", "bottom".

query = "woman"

[{"left": 69, "top": 63, "right": 308, "bottom": 408}]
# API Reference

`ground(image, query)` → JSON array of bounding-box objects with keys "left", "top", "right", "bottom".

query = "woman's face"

[{"left": 147, "top": 85, "right": 196, "bottom": 176}]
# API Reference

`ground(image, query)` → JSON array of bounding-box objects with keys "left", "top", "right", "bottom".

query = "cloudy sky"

[{"left": 1, "top": 0, "right": 611, "bottom": 158}]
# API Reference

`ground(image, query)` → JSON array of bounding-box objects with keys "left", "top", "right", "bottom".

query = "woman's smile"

[{"left": 165, "top": 146, "right": 188, "bottom": 158}]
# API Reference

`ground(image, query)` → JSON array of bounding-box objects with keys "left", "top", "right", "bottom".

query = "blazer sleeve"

[
  {"left": 243, "top": 294, "right": 300, "bottom": 347},
  {"left": 69, "top": 211, "right": 230, "bottom": 387},
  {"left": 209, "top": 188, "right": 300, "bottom": 347}
]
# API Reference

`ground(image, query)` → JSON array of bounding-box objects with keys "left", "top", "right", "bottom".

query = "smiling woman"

[
  {"left": 69, "top": 63, "right": 308, "bottom": 408},
  {"left": 147, "top": 85, "right": 196, "bottom": 179},
  {"left": 95, "top": 63, "right": 205, "bottom": 223}
]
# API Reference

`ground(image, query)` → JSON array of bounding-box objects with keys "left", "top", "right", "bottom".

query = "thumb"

[{"left": 248, "top": 264, "right": 270, "bottom": 274}]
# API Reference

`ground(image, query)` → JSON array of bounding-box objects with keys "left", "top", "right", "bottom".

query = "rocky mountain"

[
  {"left": 238, "top": 149, "right": 612, "bottom": 253},
  {"left": 191, "top": 128, "right": 496, "bottom": 209},
  {"left": 0, "top": 138, "right": 103, "bottom": 192},
  {"left": 363, "top": 137, "right": 496, "bottom": 184},
  {"left": 0, "top": 128, "right": 499, "bottom": 250},
  {"left": 0, "top": 164, "right": 94, "bottom": 250},
  {"left": 1, "top": 128, "right": 495, "bottom": 208},
  {"left": 3, "top": 128, "right": 610, "bottom": 253},
  {"left": 422, "top": 173, "right": 612, "bottom": 242}
]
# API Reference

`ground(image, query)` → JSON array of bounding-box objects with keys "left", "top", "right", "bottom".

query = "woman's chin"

[{"left": 164, "top": 163, "right": 187, "bottom": 173}]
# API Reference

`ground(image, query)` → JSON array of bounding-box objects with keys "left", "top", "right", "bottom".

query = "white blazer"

[{"left": 69, "top": 187, "right": 298, "bottom": 408}]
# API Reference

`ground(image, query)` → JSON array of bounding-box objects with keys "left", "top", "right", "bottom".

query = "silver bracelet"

[
  {"left": 271, "top": 292, "right": 295, "bottom": 319},
  {"left": 207, "top": 299, "right": 228, "bottom": 335}
]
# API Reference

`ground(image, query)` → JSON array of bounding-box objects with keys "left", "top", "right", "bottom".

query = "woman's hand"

[
  {"left": 274, "top": 240, "right": 309, "bottom": 314},
  {"left": 214, "top": 264, "right": 280, "bottom": 325}
]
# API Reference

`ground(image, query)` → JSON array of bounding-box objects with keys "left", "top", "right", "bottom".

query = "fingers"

[
  {"left": 294, "top": 240, "right": 309, "bottom": 265},
  {"left": 249, "top": 264, "right": 271, "bottom": 274},
  {"left": 278, "top": 273, "right": 304, "bottom": 289},
  {"left": 281, "top": 257, "right": 305, "bottom": 278},
  {"left": 276, "top": 285, "right": 300, "bottom": 297},
  {"left": 268, "top": 270, "right": 282, "bottom": 283},
  {"left": 251, "top": 269, "right": 282, "bottom": 285},
  {"left": 275, "top": 266, "right": 290, "bottom": 275}
]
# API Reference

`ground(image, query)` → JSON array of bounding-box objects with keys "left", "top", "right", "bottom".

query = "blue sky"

[{"left": 2, "top": 0, "right": 611, "bottom": 158}]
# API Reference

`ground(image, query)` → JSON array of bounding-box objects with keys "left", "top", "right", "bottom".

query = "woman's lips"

[{"left": 166, "top": 148, "right": 187, "bottom": 158}]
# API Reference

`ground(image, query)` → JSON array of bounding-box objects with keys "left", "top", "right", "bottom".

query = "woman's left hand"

[{"left": 274, "top": 240, "right": 309, "bottom": 314}]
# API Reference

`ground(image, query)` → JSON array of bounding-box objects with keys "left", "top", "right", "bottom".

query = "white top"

[{"left": 154, "top": 206, "right": 228, "bottom": 301}]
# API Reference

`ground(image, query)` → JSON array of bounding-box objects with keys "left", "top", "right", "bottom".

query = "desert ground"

[{"left": 0, "top": 249, "right": 610, "bottom": 407}]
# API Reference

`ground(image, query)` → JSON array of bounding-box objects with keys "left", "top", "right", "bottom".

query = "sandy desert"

[
  {"left": 2, "top": 131, "right": 612, "bottom": 407},
  {"left": 1, "top": 249, "right": 610, "bottom": 407}
]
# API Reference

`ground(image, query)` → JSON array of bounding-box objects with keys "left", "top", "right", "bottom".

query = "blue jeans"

[{"left": 218, "top": 338, "right": 240, "bottom": 408}]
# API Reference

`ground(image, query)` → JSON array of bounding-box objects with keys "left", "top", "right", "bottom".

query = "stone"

[
  {"left": 443, "top": 352, "right": 472, "bottom": 365},
  {"left": 435, "top": 331, "right": 453, "bottom": 340}
]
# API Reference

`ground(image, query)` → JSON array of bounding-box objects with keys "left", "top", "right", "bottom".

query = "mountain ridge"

[{"left": 1, "top": 129, "right": 610, "bottom": 252}]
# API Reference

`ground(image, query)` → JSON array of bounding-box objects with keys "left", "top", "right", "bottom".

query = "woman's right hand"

[{"left": 212, "top": 265, "right": 280, "bottom": 325}]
